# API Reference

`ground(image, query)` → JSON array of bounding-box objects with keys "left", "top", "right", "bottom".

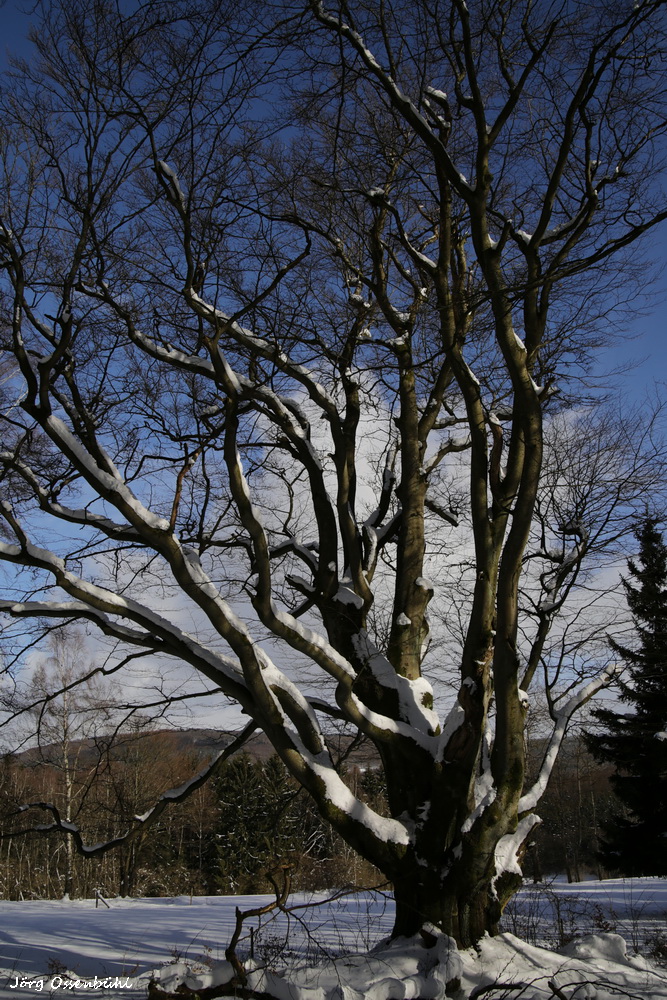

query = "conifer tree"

[
  {"left": 585, "top": 519, "right": 667, "bottom": 875},
  {"left": 213, "top": 755, "right": 319, "bottom": 893}
]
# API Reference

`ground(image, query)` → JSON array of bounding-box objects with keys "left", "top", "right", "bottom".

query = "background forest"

[{"left": 0, "top": 718, "right": 617, "bottom": 901}]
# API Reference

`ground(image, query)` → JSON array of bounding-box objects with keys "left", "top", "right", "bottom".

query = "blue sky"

[
  {"left": 588, "top": 242, "right": 666, "bottom": 408},
  {"left": 0, "top": 2, "right": 31, "bottom": 62},
  {"left": 1, "top": 0, "right": 665, "bottom": 403}
]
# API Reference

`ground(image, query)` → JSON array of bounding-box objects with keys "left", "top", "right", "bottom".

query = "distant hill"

[{"left": 10, "top": 725, "right": 381, "bottom": 771}]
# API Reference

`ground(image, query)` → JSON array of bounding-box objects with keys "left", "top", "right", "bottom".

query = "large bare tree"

[{"left": 0, "top": 0, "right": 665, "bottom": 947}]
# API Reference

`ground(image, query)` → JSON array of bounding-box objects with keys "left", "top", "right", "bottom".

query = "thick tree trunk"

[
  {"left": 390, "top": 860, "right": 522, "bottom": 948},
  {"left": 378, "top": 772, "right": 530, "bottom": 949},
  {"left": 391, "top": 878, "right": 501, "bottom": 947}
]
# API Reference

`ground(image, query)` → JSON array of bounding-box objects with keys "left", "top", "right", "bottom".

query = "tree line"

[
  {"left": 0, "top": 726, "right": 387, "bottom": 900},
  {"left": 0, "top": 724, "right": 627, "bottom": 900}
]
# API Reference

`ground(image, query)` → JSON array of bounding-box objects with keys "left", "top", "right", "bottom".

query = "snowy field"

[{"left": 0, "top": 879, "right": 665, "bottom": 999}]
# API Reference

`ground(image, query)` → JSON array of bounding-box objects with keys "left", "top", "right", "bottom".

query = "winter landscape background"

[
  {"left": 1, "top": 0, "right": 667, "bottom": 996},
  {"left": 1, "top": 879, "right": 667, "bottom": 999}
]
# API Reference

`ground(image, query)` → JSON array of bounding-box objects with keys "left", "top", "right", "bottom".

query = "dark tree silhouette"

[{"left": 586, "top": 519, "right": 667, "bottom": 875}]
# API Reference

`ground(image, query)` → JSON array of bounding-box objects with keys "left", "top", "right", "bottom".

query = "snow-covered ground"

[
  {"left": 0, "top": 880, "right": 665, "bottom": 998},
  {"left": 503, "top": 877, "right": 667, "bottom": 955}
]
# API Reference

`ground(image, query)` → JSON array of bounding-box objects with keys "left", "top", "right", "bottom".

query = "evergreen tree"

[
  {"left": 212, "top": 754, "right": 318, "bottom": 893},
  {"left": 585, "top": 519, "right": 667, "bottom": 875}
]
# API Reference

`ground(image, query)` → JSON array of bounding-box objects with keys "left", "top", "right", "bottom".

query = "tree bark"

[{"left": 390, "top": 861, "right": 522, "bottom": 947}]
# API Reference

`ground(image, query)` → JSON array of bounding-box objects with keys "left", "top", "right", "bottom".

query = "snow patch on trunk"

[
  {"left": 350, "top": 634, "right": 441, "bottom": 740},
  {"left": 492, "top": 814, "right": 541, "bottom": 892}
]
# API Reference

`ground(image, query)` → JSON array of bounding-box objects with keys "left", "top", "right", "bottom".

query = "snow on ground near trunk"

[{"left": 0, "top": 880, "right": 665, "bottom": 998}]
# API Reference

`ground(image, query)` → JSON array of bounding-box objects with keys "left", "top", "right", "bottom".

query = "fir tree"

[
  {"left": 212, "top": 754, "right": 323, "bottom": 894},
  {"left": 585, "top": 519, "right": 667, "bottom": 875}
]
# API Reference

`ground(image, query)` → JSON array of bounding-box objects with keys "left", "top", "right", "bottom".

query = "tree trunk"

[
  {"left": 389, "top": 858, "right": 526, "bottom": 948},
  {"left": 377, "top": 783, "right": 531, "bottom": 948},
  {"left": 391, "top": 879, "right": 501, "bottom": 947}
]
